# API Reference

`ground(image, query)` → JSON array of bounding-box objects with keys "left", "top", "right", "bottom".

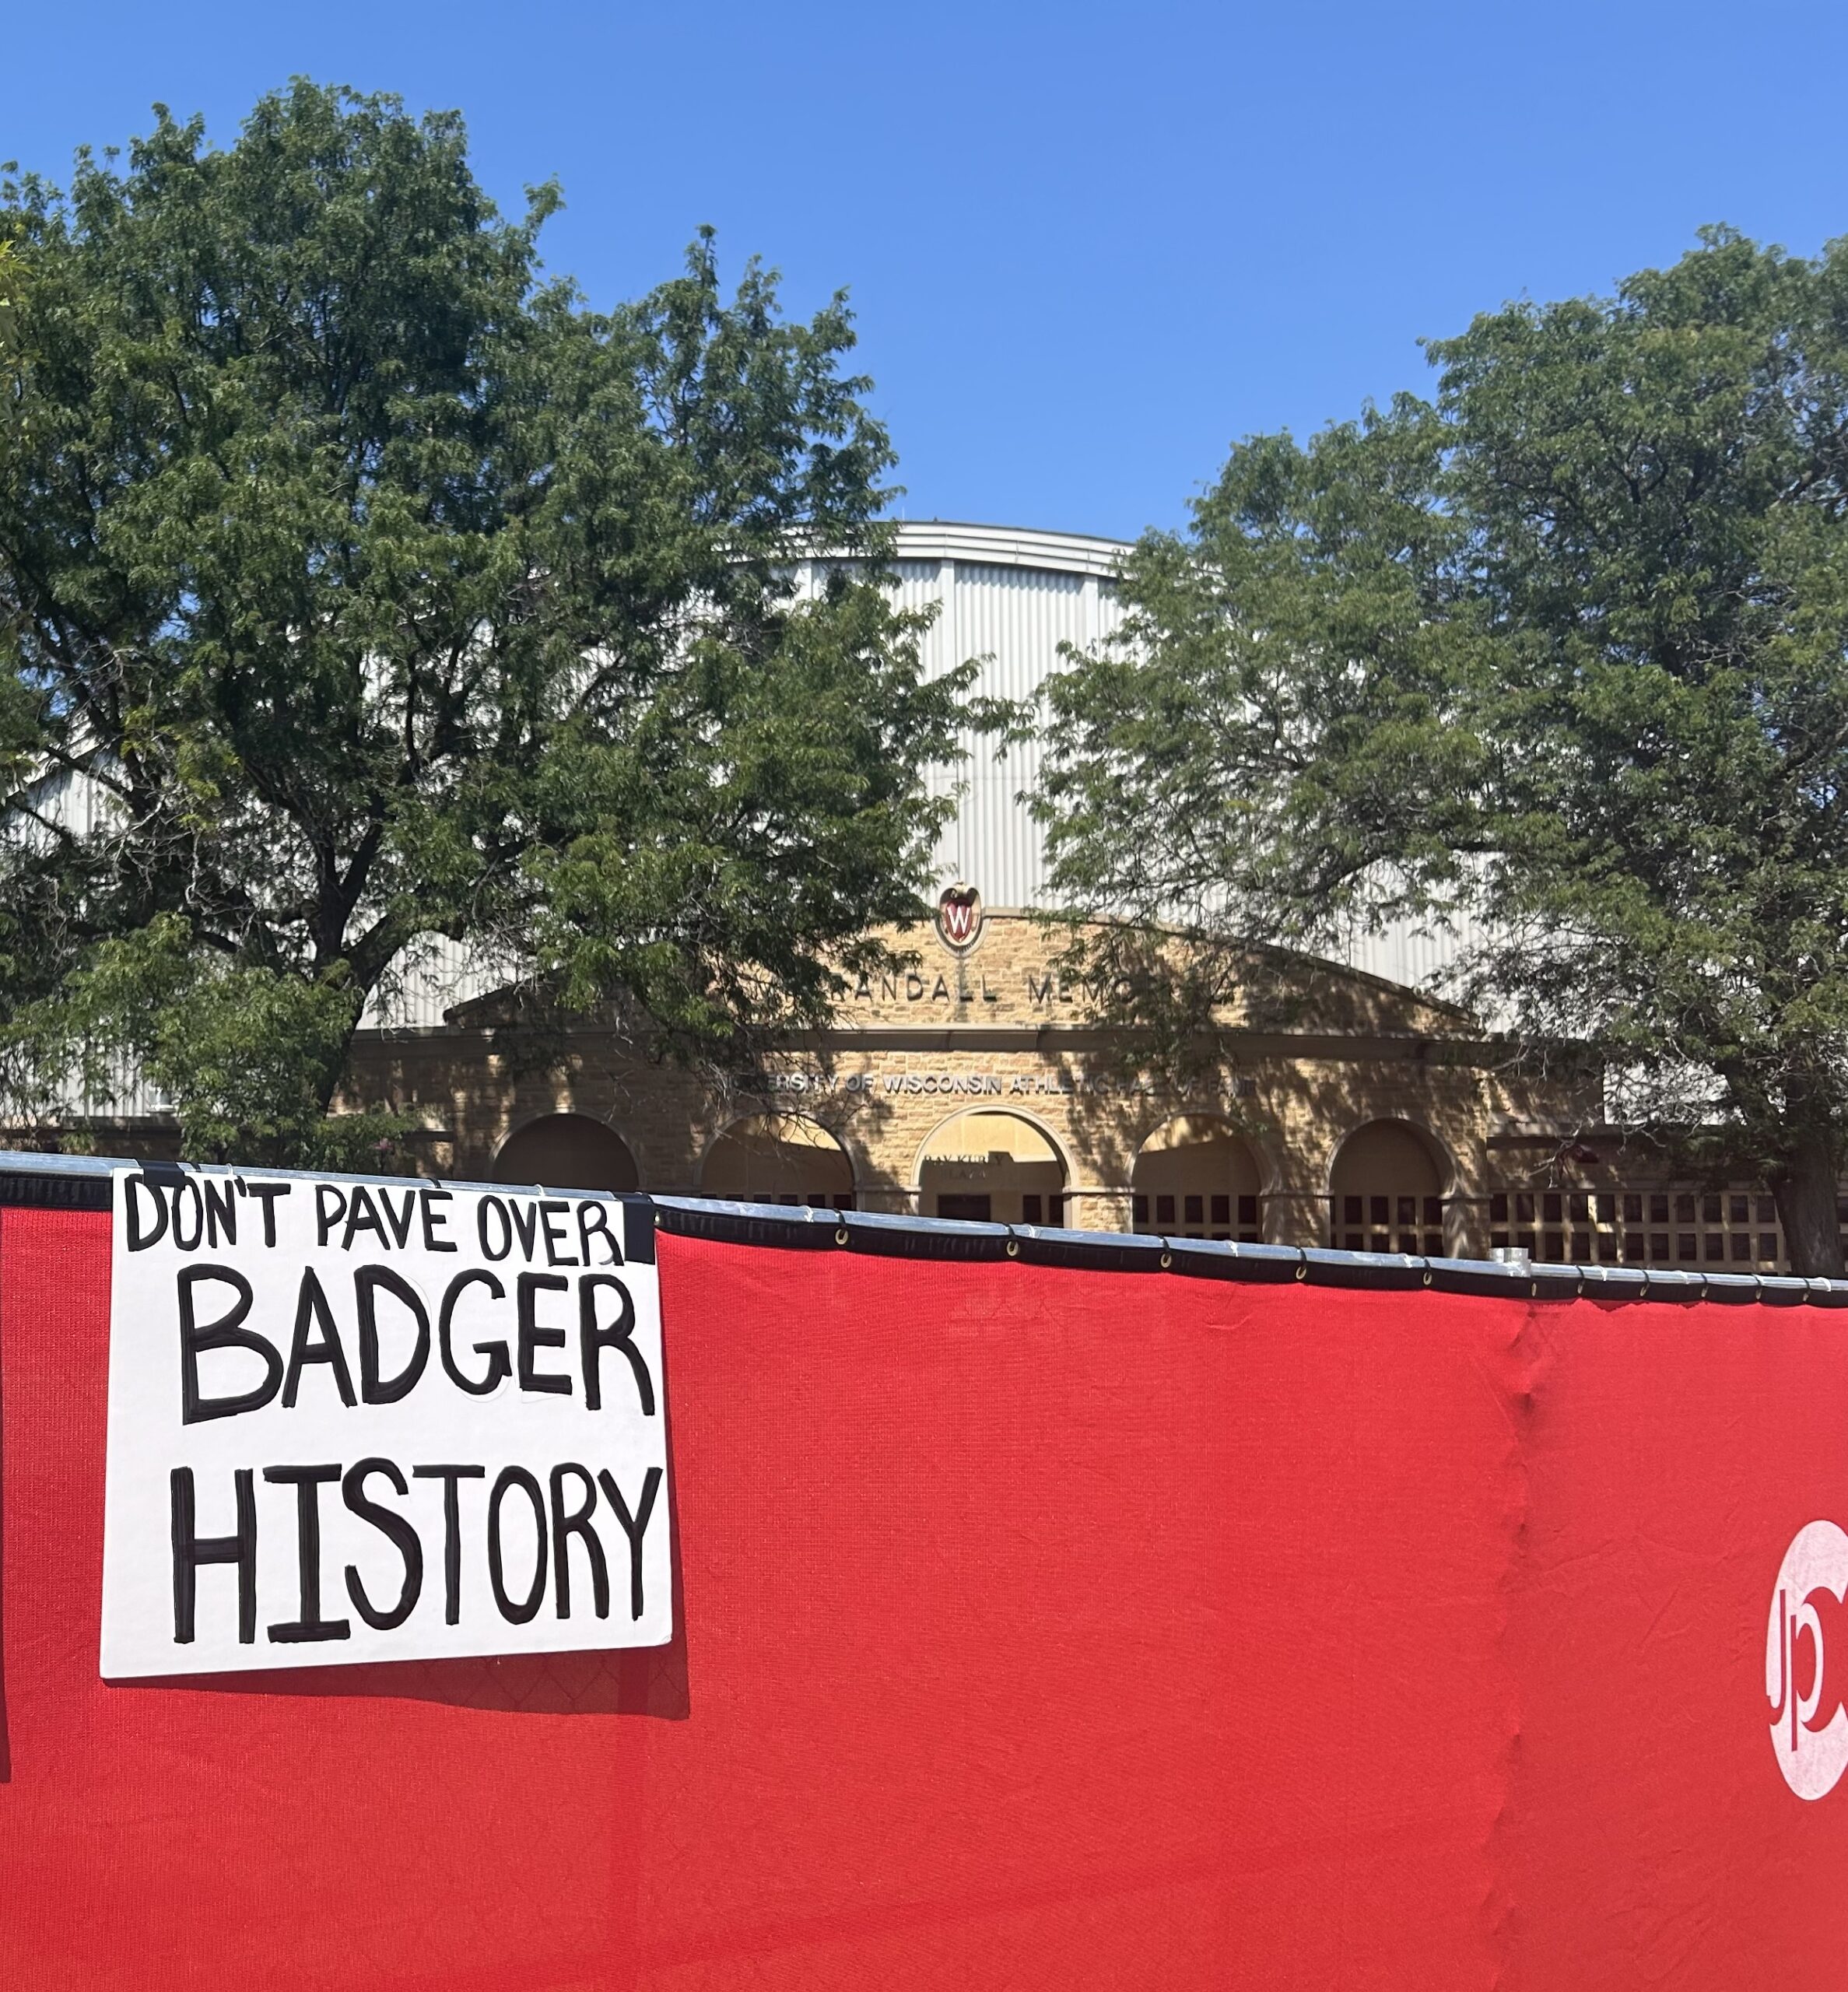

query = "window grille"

[
  {"left": 1484, "top": 1188, "right": 1848, "bottom": 1271},
  {"left": 1132, "top": 1191, "right": 1261, "bottom": 1243},
  {"left": 1329, "top": 1194, "right": 1446, "bottom": 1258}
]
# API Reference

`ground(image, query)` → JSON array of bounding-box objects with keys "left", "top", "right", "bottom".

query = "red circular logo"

[{"left": 1767, "top": 1520, "right": 1848, "bottom": 1799}]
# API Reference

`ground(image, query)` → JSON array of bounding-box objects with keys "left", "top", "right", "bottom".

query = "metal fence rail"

[{"left": 5, "top": 1148, "right": 1847, "bottom": 1307}]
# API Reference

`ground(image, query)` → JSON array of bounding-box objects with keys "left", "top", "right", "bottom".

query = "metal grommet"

[
  {"left": 1422, "top": 1267, "right": 1433, "bottom": 1287},
  {"left": 1005, "top": 1236, "right": 1019, "bottom": 1257},
  {"left": 834, "top": 1226, "right": 849, "bottom": 1247},
  {"left": 1294, "top": 1261, "right": 1308, "bottom": 1282},
  {"left": 1159, "top": 1249, "right": 1173, "bottom": 1270}
]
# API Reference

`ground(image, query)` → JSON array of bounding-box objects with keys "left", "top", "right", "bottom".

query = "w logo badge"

[{"left": 936, "top": 884, "right": 984, "bottom": 952}]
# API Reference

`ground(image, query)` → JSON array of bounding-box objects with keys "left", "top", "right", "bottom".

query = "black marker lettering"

[
  {"left": 478, "top": 1195, "right": 513, "bottom": 1261},
  {"left": 179, "top": 1266, "right": 282, "bottom": 1423},
  {"left": 438, "top": 1268, "right": 510, "bottom": 1394},
  {"left": 341, "top": 1184, "right": 390, "bottom": 1252},
  {"left": 377, "top": 1185, "right": 416, "bottom": 1249},
  {"left": 579, "top": 1274, "right": 654, "bottom": 1415},
  {"left": 509, "top": 1200, "right": 542, "bottom": 1262},
  {"left": 170, "top": 1466, "right": 257, "bottom": 1644},
  {"left": 315, "top": 1183, "right": 348, "bottom": 1247},
  {"left": 517, "top": 1272, "right": 572, "bottom": 1394},
  {"left": 246, "top": 1180, "right": 290, "bottom": 1247},
  {"left": 549, "top": 1463, "right": 609, "bottom": 1620},
  {"left": 576, "top": 1199, "right": 619, "bottom": 1268},
  {"left": 282, "top": 1267, "right": 356, "bottom": 1408},
  {"left": 487, "top": 1467, "right": 548, "bottom": 1624},
  {"left": 124, "top": 1175, "right": 169, "bottom": 1251},
  {"left": 342, "top": 1458, "right": 423, "bottom": 1631},
  {"left": 171, "top": 1178, "right": 205, "bottom": 1251},
  {"left": 419, "top": 1187, "right": 457, "bottom": 1254},
  {"left": 596, "top": 1465, "right": 663, "bottom": 1621},
  {"left": 202, "top": 1177, "right": 238, "bottom": 1249},
  {"left": 539, "top": 1201, "right": 576, "bottom": 1266},
  {"left": 262, "top": 1464, "right": 351, "bottom": 1643},
  {"left": 412, "top": 1464, "right": 485, "bottom": 1625},
  {"left": 356, "top": 1265, "right": 430, "bottom": 1403}
]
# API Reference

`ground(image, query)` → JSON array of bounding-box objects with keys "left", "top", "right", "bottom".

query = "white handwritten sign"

[{"left": 100, "top": 1167, "right": 671, "bottom": 1678}]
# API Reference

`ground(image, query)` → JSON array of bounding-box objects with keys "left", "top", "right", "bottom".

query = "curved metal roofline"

[{"left": 885, "top": 520, "right": 1134, "bottom": 580}]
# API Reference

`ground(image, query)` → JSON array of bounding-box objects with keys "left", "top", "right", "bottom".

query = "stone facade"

[{"left": 347, "top": 909, "right": 1593, "bottom": 1259}]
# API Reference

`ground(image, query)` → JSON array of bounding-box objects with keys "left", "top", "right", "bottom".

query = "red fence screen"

[{"left": 3, "top": 1196, "right": 1845, "bottom": 1988}]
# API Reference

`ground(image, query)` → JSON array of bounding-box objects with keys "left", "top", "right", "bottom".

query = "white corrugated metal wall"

[
  {"left": 1336, "top": 921, "right": 1482, "bottom": 1001},
  {"left": 373, "top": 529, "right": 1138, "bottom": 1024},
  {"left": 14, "top": 525, "right": 1471, "bottom": 1052},
  {"left": 888, "top": 528, "right": 1471, "bottom": 1001},
  {"left": 2, "top": 769, "right": 177, "bottom": 1116},
  {"left": 904, "top": 547, "right": 1121, "bottom": 911}
]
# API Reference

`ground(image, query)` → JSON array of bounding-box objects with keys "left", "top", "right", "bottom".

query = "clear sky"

[{"left": 5, "top": 1, "right": 1846, "bottom": 544}]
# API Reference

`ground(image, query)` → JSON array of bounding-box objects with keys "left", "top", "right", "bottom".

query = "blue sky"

[{"left": 6, "top": 2, "right": 1846, "bottom": 543}]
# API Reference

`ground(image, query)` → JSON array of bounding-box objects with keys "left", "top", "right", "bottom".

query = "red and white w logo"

[{"left": 936, "top": 885, "right": 983, "bottom": 952}]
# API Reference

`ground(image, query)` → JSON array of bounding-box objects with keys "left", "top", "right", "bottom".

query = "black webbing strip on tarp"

[
  {"left": 646, "top": 1198, "right": 1848, "bottom": 1306},
  {"left": 0, "top": 1156, "right": 110, "bottom": 1212},
  {"left": 2, "top": 1152, "right": 1846, "bottom": 1306}
]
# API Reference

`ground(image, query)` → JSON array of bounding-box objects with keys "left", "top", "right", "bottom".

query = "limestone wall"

[{"left": 349, "top": 913, "right": 1583, "bottom": 1257}]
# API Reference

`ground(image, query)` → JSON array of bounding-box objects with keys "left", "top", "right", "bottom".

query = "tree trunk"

[
  {"left": 1773, "top": 1133, "right": 1846, "bottom": 1278},
  {"left": 313, "top": 1000, "right": 366, "bottom": 1119}
]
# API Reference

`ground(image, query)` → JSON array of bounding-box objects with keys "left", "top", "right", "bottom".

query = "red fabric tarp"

[{"left": 2, "top": 1201, "right": 1843, "bottom": 1987}]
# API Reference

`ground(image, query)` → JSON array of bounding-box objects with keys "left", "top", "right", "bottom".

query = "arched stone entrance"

[
  {"left": 700, "top": 1115, "right": 856, "bottom": 1209},
  {"left": 493, "top": 1113, "right": 639, "bottom": 1193},
  {"left": 1328, "top": 1120, "right": 1449, "bottom": 1255},
  {"left": 1131, "top": 1114, "right": 1264, "bottom": 1241},
  {"left": 916, "top": 1109, "right": 1068, "bottom": 1226}
]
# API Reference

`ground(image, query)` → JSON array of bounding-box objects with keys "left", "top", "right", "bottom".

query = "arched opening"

[
  {"left": 700, "top": 1115, "right": 856, "bottom": 1209},
  {"left": 917, "top": 1109, "right": 1067, "bottom": 1226},
  {"left": 1329, "top": 1120, "right": 1447, "bottom": 1255},
  {"left": 493, "top": 1113, "right": 639, "bottom": 1194},
  {"left": 1131, "top": 1114, "right": 1263, "bottom": 1241}
]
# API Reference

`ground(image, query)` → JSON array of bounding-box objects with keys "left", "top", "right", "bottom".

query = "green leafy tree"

[
  {"left": 0, "top": 82, "right": 974, "bottom": 1165},
  {"left": 1039, "top": 228, "right": 1848, "bottom": 1275}
]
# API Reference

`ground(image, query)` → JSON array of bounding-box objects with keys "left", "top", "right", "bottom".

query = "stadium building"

[
  {"left": 336, "top": 522, "right": 1791, "bottom": 1269},
  {"left": 11, "top": 521, "right": 1821, "bottom": 1268}
]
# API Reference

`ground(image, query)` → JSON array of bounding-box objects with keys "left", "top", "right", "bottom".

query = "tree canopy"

[
  {"left": 0, "top": 82, "right": 977, "bottom": 1165},
  {"left": 1038, "top": 227, "right": 1848, "bottom": 1275}
]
